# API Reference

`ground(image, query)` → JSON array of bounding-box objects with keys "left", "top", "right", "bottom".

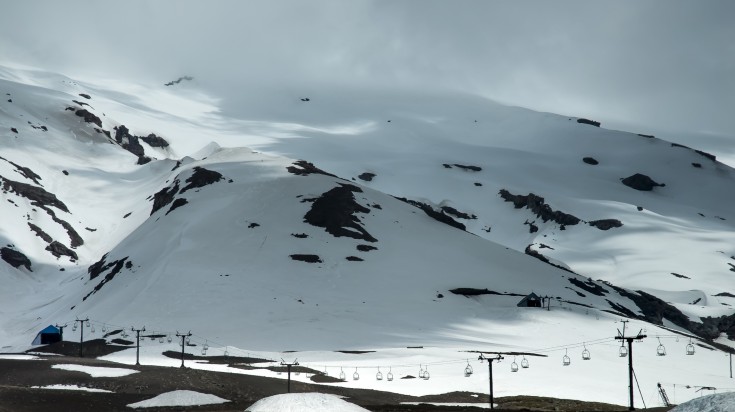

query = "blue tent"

[{"left": 31, "top": 325, "right": 61, "bottom": 345}]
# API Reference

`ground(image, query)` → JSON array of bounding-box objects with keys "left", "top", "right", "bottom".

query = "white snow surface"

[
  {"left": 245, "top": 393, "right": 369, "bottom": 412},
  {"left": 127, "top": 390, "right": 229, "bottom": 409},
  {"left": 669, "top": 391, "right": 735, "bottom": 412},
  {"left": 1, "top": 65, "right": 734, "bottom": 407},
  {"left": 31, "top": 384, "right": 112, "bottom": 393},
  {"left": 51, "top": 364, "right": 138, "bottom": 377}
]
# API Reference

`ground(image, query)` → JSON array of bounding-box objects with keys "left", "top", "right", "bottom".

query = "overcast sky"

[{"left": 1, "top": 0, "right": 733, "bottom": 137}]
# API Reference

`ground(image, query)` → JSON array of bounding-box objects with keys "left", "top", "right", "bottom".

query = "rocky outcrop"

[
  {"left": 85, "top": 255, "right": 130, "bottom": 300},
  {"left": 621, "top": 173, "right": 665, "bottom": 191},
  {"left": 74, "top": 109, "right": 102, "bottom": 127},
  {"left": 588, "top": 219, "right": 623, "bottom": 230},
  {"left": 577, "top": 118, "right": 601, "bottom": 127},
  {"left": 45, "top": 241, "right": 78, "bottom": 260},
  {"left": 395, "top": 197, "right": 466, "bottom": 231},
  {"left": 290, "top": 254, "right": 322, "bottom": 263},
  {"left": 180, "top": 167, "right": 224, "bottom": 193},
  {"left": 304, "top": 184, "right": 377, "bottom": 242},
  {"left": 357, "top": 172, "right": 376, "bottom": 182},
  {"left": 0, "top": 247, "right": 32, "bottom": 271},
  {"left": 286, "top": 160, "right": 338, "bottom": 178},
  {"left": 582, "top": 157, "right": 599, "bottom": 165},
  {"left": 140, "top": 133, "right": 169, "bottom": 148},
  {"left": 499, "top": 190, "right": 581, "bottom": 227}
]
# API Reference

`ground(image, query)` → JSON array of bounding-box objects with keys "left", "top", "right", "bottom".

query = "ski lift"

[
  {"left": 464, "top": 360, "right": 474, "bottom": 377},
  {"left": 510, "top": 357, "right": 519, "bottom": 372},
  {"left": 423, "top": 366, "right": 430, "bottom": 380},
  {"left": 563, "top": 349, "right": 571, "bottom": 366},
  {"left": 322, "top": 366, "right": 328, "bottom": 376},
  {"left": 224, "top": 348, "right": 229, "bottom": 357},
  {"left": 418, "top": 365, "right": 426, "bottom": 379},
  {"left": 376, "top": 367, "right": 383, "bottom": 381},
  {"left": 122, "top": 330, "right": 128, "bottom": 338},
  {"left": 657, "top": 338, "right": 666, "bottom": 356},
  {"left": 582, "top": 343, "right": 591, "bottom": 360},
  {"left": 72, "top": 324, "right": 77, "bottom": 332},
  {"left": 201, "top": 348, "right": 206, "bottom": 356},
  {"left": 686, "top": 338, "right": 695, "bottom": 355},
  {"left": 186, "top": 337, "right": 191, "bottom": 345},
  {"left": 167, "top": 336, "right": 172, "bottom": 343},
  {"left": 353, "top": 368, "right": 360, "bottom": 381},
  {"left": 90, "top": 326, "right": 95, "bottom": 334},
  {"left": 159, "top": 337, "right": 164, "bottom": 343},
  {"left": 521, "top": 356, "right": 529, "bottom": 369},
  {"left": 85, "top": 320, "right": 90, "bottom": 327},
  {"left": 203, "top": 341, "right": 209, "bottom": 351},
  {"left": 619, "top": 345, "right": 628, "bottom": 357},
  {"left": 101, "top": 325, "right": 107, "bottom": 333},
  {"left": 339, "top": 368, "right": 346, "bottom": 381},
  {"left": 387, "top": 367, "right": 394, "bottom": 381}
]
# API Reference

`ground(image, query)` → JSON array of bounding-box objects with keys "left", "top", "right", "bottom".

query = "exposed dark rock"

[
  {"left": 358, "top": 172, "right": 376, "bottom": 182},
  {"left": 345, "top": 256, "right": 363, "bottom": 261},
  {"left": 715, "top": 292, "right": 735, "bottom": 298},
  {"left": 45, "top": 241, "right": 78, "bottom": 260},
  {"left": 442, "top": 164, "right": 452, "bottom": 169},
  {"left": 637, "top": 133, "right": 655, "bottom": 138},
  {"left": 637, "top": 206, "right": 644, "bottom": 211},
  {"left": 437, "top": 293, "right": 444, "bottom": 298},
  {"left": 395, "top": 197, "right": 466, "bottom": 231},
  {"left": 72, "top": 99, "right": 91, "bottom": 108},
  {"left": 151, "top": 181, "right": 180, "bottom": 215},
  {"left": 166, "top": 198, "right": 188, "bottom": 215},
  {"left": 1, "top": 247, "right": 32, "bottom": 271},
  {"left": 577, "top": 118, "right": 601, "bottom": 127},
  {"left": 84, "top": 256, "right": 130, "bottom": 300},
  {"left": 691, "top": 298, "right": 702, "bottom": 305},
  {"left": 452, "top": 164, "right": 482, "bottom": 171},
  {"left": 304, "top": 183, "right": 377, "bottom": 242},
  {"left": 474, "top": 182, "right": 482, "bottom": 186},
  {"left": 164, "top": 76, "right": 193, "bottom": 86},
  {"left": 582, "top": 157, "right": 599, "bottom": 165},
  {"left": 0, "top": 156, "right": 42, "bottom": 185},
  {"left": 286, "top": 160, "right": 338, "bottom": 178},
  {"left": 568, "top": 277, "right": 608, "bottom": 296},
  {"left": 357, "top": 244, "right": 377, "bottom": 252},
  {"left": 248, "top": 222, "right": 260, "bottom": 228},
  {"left": 371, "top": 203, "right": 381, "bottom": 209},
  {"left": 28, "top": 223, "right": 52, "bottom": 243},
  {"left": 10, "top": 127, "right": 18, "bottom": 133},
  {"left": 449, "top": 288, "right": 524, "bottom": 297},
  {"left": 567, "top": 287, "right": 586, "bottom": 298},
  {"left": 140, "top": 133, "right": 169, "bottom": 148},
  {"left": 79, "top": 93, "right": 91, "bottom": 99},
  {"left": 123, "top": 212, "right": 131, "bottom": 218},
  {"left": 290, "top": 254, "right": 322, "bottom": 263},
  {"left": 300, "top": 97, "right": 310, "bottom": 102},
  {"left": 291, "top": 233, "right": 308, "bottom": 239},
  {"left": 49, "top": 212, "right": 83, "bottom": 247},
  {"left": 499, "top": 189, "right": 581, "bottom": 226},
  {"left": 136, "top": 156, "right": 152, "bottom": 165},
  {"left": 441, "top": 206, "right": 476, "bottom": 220},
  {"left": 180, "top": 167, "right": 224, "bottom": 193},
  {"left": 692, "top": 163, "right": 702, "bottom": 168},
  {"left": 729, "top": 263, "right": 735, "bottom": 273},
  {"left": 74, "top": 109, "right": 102, "bottom": 127},
  {"left": 524, "top": 245, "right": 575, "bottom": 274},
  {"left": 1, "top": 176, "right": 69, "bottom": 212},
  {"left": 62, "top": 170, "right": 69, "bottom": 176},
  {"left": 621, "top": 173, "right": 664, "bottom": 191},
  {"left": 605, "top": 300, "right": 638, "bottom": 318},
  {"left": 671, "top": 272, "right": 690, "bottom": 279},
  {"left": 538, "top": 243, "right": 554, "bottom": 249},
  {"left": 588, "top": 219, "right": 623, "bottom": 230},
  {"left": 695, "top": 149, "right": 716, "bottom": 161}
]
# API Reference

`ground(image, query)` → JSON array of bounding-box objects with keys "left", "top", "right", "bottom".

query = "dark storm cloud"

[{"left": 1, "top": 0, "right": 733, "bottom": 135}]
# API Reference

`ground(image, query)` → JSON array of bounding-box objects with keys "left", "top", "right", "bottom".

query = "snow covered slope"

[{"left": 1, "top": 65, "right": 733, "bottom": 406}]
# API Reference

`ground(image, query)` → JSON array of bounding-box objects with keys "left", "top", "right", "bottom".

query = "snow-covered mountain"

[{"left": 1, "top": 64, "right": 733, "bottom": 406}]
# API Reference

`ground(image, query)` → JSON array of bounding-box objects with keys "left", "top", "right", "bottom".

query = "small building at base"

[
  {"left": 517, "top": 292, "right": 542, "bottom": 308},
  {"left": 31, "top": 325, "right": 61, "bottom": 345}
]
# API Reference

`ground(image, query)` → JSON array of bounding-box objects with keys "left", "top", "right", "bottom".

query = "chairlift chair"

[
  {"left": 619, "top": 345, "right": 628, "bottom": 357},
  {"left": 423, "top": 366, "right": 430, "bottom": 380},
  {"left": 521, "top": 356, "right": 530, "bottom": 369},
  {"left": 387, "top": 367, "right": 394, "bottom": 381},
  {"left": 201, "top": 348, "right": 206, "bottom": 356},
  {"left": 203, "top": 341, "right": 209, "bottom": 351},
  {"left": 167, "top": 336, "right": 172, "bottom": 343},
  {"left": 418, "top": 365, "right": 426, "bottom": 379},
  {"left": 85, "top": 320, "right": 90, "bottom": 327},
  {"left": 464, "top": 360, "right": 474, "bottom": 377},
  {"left": 339, "top": 368, "right": 346, "bottom": 381},
  {"left": 101, "top": 325, "right": 107, "bottom": 333},
  {"left": 72, "top": 324, "right": 77, "bottom": 332},
  {"left": 224, "top": 348, "right": 229, "bottom": 357},
  {"left": 686, "top": 339, "right": 695, "bottom": 355},
  {"left": 582, "top": 344, "right": 591, "bottom": 360},
  {"left": 511, "top": 357, "right": 519, "bottom": 372},
  {"left": 376, "top": 367, "right": 383, "bottom": 381},
  {"left": 563, "top": 349, "right": 571, "bottom": 366},
  {"left": 159, "top": 337, "right": 164, "bottom": 343},
  {"left": 656, "top": 338, "right": 666, "bottom": 356},
  {"left": 90, "top": 326, "right": 95, "bottom": 333},
  {"left": 353, "top": 368, "right": 360, "bottom": 381}
]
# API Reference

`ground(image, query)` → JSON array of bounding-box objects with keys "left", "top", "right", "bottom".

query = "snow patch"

[
  {"left": 51, "top": 364, "right": 138, "bottom": 377},
  {"left": 246, "top": 393, "right": 369, "bottom": 412},
  {"left": 127, "top": 390, "right": 229, "bottom": 409}
]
